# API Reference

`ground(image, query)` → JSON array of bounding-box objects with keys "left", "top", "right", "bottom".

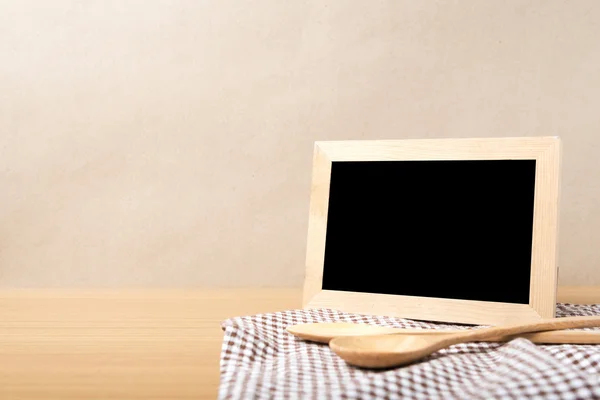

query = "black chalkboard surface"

[{"left": 321, "top": 159, "right": 537, "bottom": 304}]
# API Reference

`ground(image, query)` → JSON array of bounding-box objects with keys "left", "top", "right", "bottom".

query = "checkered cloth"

[{"left": 219, "top": 304, "right": 600, "bottom": 399}]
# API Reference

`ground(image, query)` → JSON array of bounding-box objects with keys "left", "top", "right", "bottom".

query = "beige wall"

[{"left": 1, "top": 1, "right": 599, "bottom": 287}]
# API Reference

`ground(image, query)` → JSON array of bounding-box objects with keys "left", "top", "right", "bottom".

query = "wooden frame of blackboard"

[{"left": 302, "top": 137, "right": 561, "bottom": 326}]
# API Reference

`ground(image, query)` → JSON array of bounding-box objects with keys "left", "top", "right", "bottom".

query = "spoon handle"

[{"left": 441, "top": 316, "right": 600, "bottom": 348}]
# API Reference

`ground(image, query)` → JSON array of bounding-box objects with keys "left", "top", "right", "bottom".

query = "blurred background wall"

[{"left": 1, "top": 1, "right": 599, "bottom": 287}]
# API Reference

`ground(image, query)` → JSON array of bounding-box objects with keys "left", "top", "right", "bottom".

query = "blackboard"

[{"left": 321, "top": 159, "right": 537, "bottom": 304}]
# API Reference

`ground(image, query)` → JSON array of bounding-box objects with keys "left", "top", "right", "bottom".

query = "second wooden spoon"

[
  {"left": 286, "top": 322, "right": 600, "bottom": 344},
  {"left": 328, "top": 316, "right": 600, "bottom": 369}
]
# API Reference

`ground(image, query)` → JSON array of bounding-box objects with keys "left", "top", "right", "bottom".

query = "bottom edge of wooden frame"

[{"left": 303, "top": 290, "right": 549, "bottom": 326}]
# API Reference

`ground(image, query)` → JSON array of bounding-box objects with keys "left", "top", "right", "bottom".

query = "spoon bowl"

[
  {"left": 286, "top": 323, "right": 459, "bottom": 343},
  {"left": 329, "top": 334, "right": 459, "bottom": 368}
]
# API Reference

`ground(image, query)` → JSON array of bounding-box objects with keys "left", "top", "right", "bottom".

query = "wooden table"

[{"left": 0, "top": 287, "right": 597, "bottom": 399}]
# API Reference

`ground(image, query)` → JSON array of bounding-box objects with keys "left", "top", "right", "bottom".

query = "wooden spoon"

[
  {"left": 328, "top": 316, "right": 600, "bottom": 369},
  {"left": 286, "top": 322, "right": 600, "bottom": 345}
]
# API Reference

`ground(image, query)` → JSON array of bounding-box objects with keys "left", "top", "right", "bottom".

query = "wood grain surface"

[
  {"left": 0, "top": 289, "right": 301, "bottom": 400},
  {"left": 0, "top": 287, "right": 596, "bottom": 399}
]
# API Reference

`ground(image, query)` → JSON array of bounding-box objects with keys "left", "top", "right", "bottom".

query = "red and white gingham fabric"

[{"left": 219, "top": 304, "right": 600, "bottom": 399}]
